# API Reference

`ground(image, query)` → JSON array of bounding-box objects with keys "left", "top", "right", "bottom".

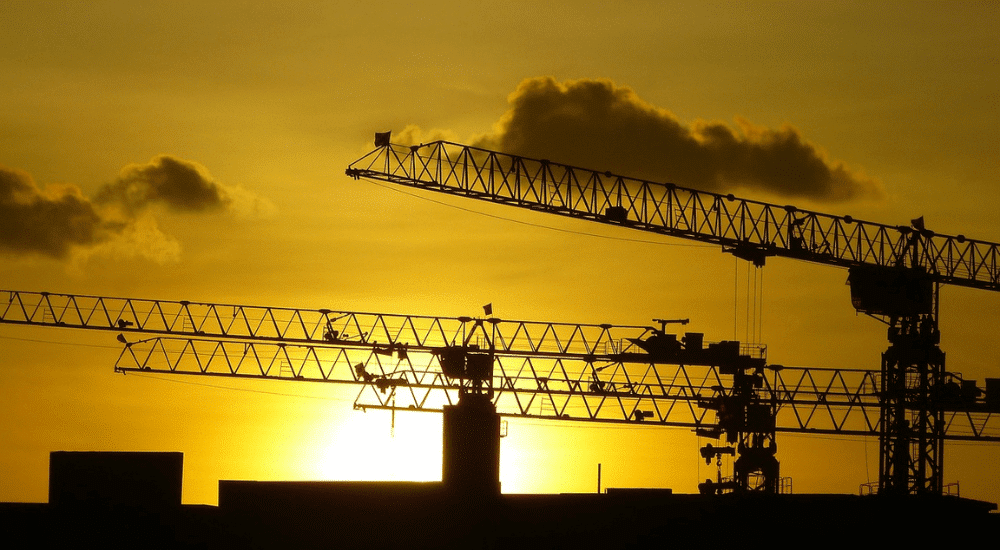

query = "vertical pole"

[{"left": 597, "top": 463, "right": 602, "bottom": 494}]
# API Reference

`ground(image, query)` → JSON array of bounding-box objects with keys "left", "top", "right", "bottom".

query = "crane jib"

[{"left": 346, "top": 139, "right": 1000, "bottom": 291}]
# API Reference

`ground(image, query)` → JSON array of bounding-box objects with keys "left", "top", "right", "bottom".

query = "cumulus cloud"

[
  {"left": 95, "top": 155, "right": 232, "bottom": 214},
  {"left": 76, "top": 214, "right": 182, "bottom": 265},
  {"left": 0, "top": 166, "right": 109, "bottom": 259},
  {"left": 1, "top": 155, "right": 270, "bottom": 262},
  {"left": 407, "top": 77, "right": 883, "bottom": 202}
]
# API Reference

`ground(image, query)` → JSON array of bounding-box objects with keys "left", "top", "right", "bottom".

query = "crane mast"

[{"left": 346, "top": 134, "right": 1000, "bottom": 495}]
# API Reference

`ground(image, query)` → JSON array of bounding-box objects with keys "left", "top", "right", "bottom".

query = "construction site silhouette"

[{"left": 3, "top": 133, "right": 1000, "bottom": 546}]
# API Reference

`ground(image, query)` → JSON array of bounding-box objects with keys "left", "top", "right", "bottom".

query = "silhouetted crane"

[
  {"left": 345, "top": 134, "right": 1000, "bottom": 495},
  {"left": 4, "top": 288, "right": 998, "bottom": 496}
]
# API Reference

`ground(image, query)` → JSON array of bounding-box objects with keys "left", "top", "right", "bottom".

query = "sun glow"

[{"left": 305, "top": 410, "right": 443, "bottom": 483}]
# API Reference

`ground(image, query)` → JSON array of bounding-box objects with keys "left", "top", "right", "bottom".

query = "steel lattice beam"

[
  {"left": 347, "top": 141, "right": 1000, "bottom": 290},
  {"left": 0, "top": 289, "right": 652, "bottom": 357},
  {"left": 113, "top": 336, "right": 1000, "bottom": 442}
]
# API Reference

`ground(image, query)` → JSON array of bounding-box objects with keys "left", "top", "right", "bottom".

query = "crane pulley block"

[
  {"left": 700, "top": 443, "right": 736, "bottom": 464},
  {"left": 723, "top": 241, "right": 776, "bottom": 267}
]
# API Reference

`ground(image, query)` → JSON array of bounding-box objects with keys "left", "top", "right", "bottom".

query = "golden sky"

[{"left": 1, "top": 1, "right": 998, "bottom": 504}]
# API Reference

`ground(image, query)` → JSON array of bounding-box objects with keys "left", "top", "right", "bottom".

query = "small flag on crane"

[
  {"left": 374, "top": 131, "right": 391, "bottom": 147},
  {"left": 483, "top": 303, "right": 493, "bottom": 316}
]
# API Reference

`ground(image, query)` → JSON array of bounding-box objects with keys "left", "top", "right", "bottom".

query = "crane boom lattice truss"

[
  {"left": 0, "top": 290, "right": 643, "bottom": 355},
  {"left": 345, "top": 141, "right": 1000, "bottom": 287},
  {"left": 109, "top": 336, "right": 999, "bottom": 444}
]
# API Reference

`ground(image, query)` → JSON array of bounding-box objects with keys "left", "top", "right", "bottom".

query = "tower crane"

[
  {"left": 4, "top": 289, "right": 998, "bottom": 497},
  {"left": 345, "top": 134, "right": 1000, "bottom": 496}
]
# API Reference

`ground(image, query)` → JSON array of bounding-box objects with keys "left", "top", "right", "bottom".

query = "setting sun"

[{"left": 1, "top": 4, "right": 997, "bottom": 539}]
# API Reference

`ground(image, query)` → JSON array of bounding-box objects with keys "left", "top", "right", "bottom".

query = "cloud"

[
  {"left": 0, "top": 166, "right": 109, "bottom": 259},
  {"left": 95, "top": 155, "right": 232, "bottom": 214},
  {"left": 73, "top": 214, "right": 182, "bottom": 265},
  {"left": 1, "top": 155, "right": 271, "bottom": 262},
  {"left": 407, "top": 77, "right": 883, "bottom": 202}
]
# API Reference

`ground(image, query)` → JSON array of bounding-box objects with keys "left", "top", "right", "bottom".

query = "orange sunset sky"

[{"left": 2, "top": 1, "right": 998, "bottom": 505}]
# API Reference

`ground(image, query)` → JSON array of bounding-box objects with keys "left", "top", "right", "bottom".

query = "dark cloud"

[
  {"left": 458, "top": 77, "right": 883, "bottom": 201},
  {"left": 0, "top": 166, "right": 109, "bottom": 259},
  {"left": 95, "top": 155, "right": 231, "bottom": 214},
  {"left": 1, "top": 155, "right": 265, "bottom": 262}
]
